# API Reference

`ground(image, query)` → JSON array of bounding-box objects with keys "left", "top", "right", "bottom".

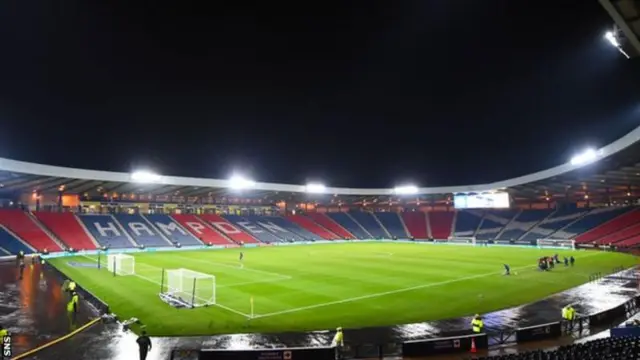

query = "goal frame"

[
  {"left": 106, "top": 253, "right": 135, "bottom": 276},
  {"left": 536, "top": 238, "right": 575, "bottom": 250},
  {"left": 159, "top": 268, "right": 216, "bottom": 308},
  {"left": 446, "top": 236, "right": 477, "bottom": 245}
]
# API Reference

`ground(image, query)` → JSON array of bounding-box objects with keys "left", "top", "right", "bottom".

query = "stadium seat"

[
  {"left": 245, "top": 215, "right": 319, "bottom": 241},
  {"left": 563, "top": 207, "right": 632, "bottom": 238},
  {"left": 34, "top": 212, "right": 99, "bottom": 250},
  {"left": 198, "top": 214, "right": 260, "bottom": 244},
  {"left": 144, "top": 214, "right": 203, "bottom": 246},
  {"left": 497, "top": 209, "right": 553, "bottom": 241},
  {"left": 306, "top": 213, "right": 355, "bottom": 239},
  {"left": 521, "top": 208, "right": 587, "bottom": 241},
  {"left": 453, "top": 210, "right": 482, "bottom": 237},
  {"left": 595, "top": 222, "right": 640, "bottom": 245},
  {"left": 326, "top": 212, "right": 371, "bottom": 239},
  {"left": 0, "top": 225, "right": 36, "bottom": 255},
  {"left": 286, "top": 214, "right": 340, "bottom": 240},
  {"left": 428, "top": 211, "right": 454, "bottom": 239},
  {"left": 220, "top": 214, "right": 285, "bottom": 243},
  {"left": 476, "top": 209, "right": 518, "bottom": 240},
  {"left": 401, "top": 211, "right": 429, "bottom": 239},
  {"left": 374, "top": 212, "right": 410, "bottom": 238},
  {"left": 575, "top": 208, "right": 640, "bottom": 244},
  {"left": 0, "top": 209, "right": 62, "bottom": 251},
  {"left": 172, "top": 214, "right": 235, "bottom": 245},
  {"left": 78, "top": 214, "right": 138, "bottom": 248},
  {"left": 349, "top": 211, "right": 389, "bottom": 238},
  {"left": 113, "top": 214, "right": 174, "bottom": 247}
]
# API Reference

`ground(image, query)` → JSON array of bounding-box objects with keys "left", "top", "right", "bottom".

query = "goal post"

[
  {"left": 447, "top": 236, "right": 476, "bottom": 245},
  {"left": 536, "top": 238, "right": 575, "bottom": 250},
  {"left": 106, "top": 253, "right": 135, "bottom": 276},
  {"left": 159, "top": 268, "right": 216, "bottom": 308}
]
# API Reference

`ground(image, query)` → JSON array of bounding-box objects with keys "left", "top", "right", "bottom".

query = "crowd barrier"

[{"left": 170, "top": 347, "right": 336, "bottom": 360}]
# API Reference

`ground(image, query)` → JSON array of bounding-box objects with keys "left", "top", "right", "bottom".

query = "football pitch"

[{"left": 48, "top": 242, "right": 637, "bottom": 336}]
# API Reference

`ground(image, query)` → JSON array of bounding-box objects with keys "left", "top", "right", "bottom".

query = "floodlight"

[
  {"left": 305, "top": 183, "right": 326, "bottom": 193},
  {"left": 228, "top": 175, "right": 255, "bottom": 189},
  {"left": 394, "top": 185, "right": 419, "bottom": 195},
  {"left": 605, "top": 31, "right": 619, "bottom": 47},
  {"left": 131, "top": 171, "right": 162, "bottom": 183},
  {"left": 570, "top": 148, "right": 599, "bottom": 166}
]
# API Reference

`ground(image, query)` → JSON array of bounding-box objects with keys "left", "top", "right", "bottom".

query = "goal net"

[
  {"left": 160, "top": 268, "right": 216, "bottom": 308},
  {"left": 106, "top": 253, "right": 135, "bottom": 276},
  {"left": 536, "top": 238, "right": 575, "bottom": 250},
  {"left": 446, "top": 236, "right": 476, "bottom": 245}
]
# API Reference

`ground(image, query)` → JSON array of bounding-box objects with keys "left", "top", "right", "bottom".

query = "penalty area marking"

[
  {"left": 172, "top": 254, "right": 293, "bottom": 280},
  {"left": 253, "top": 251, "right": 606, "bottom": 320}
]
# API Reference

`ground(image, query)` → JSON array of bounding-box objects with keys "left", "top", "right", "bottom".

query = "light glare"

[
  {"left": 394, "top": 185, "right": 419, "bottom": 195},
  {"left": 570, "top": 148, "right": 598, "bottom": 166},
  {"left": 229, "top": 175, "right": 256, "bottom": 189},
  {"left": 605, "top": 31, "right": 619, "bottom": 47},
  {"left": 131, "top": 171, "right": 162, "bottom": 183},
  {"left": 305, "top": 183, "right": 326, "bottom": 193}
]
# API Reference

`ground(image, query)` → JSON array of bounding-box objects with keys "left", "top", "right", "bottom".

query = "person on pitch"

[
  {"left": 239, "top": 251, "right": 244, "bottom": 262},
  {"left": 570, "top": 255, "right": 575, "bottom": 266},
  {"left": 503, "top": 264, "right": 510, "bottom": 275},
  {"left": 564, "top": 257, "right": 569, "bottom": 267},
  {"left": 137, "top": 330, "right": 152, "bottom": 360}
]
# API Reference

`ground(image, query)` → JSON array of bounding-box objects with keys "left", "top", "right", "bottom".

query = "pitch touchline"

[{"left": 254, "top": 251, "right": 605, "bottom": 319}]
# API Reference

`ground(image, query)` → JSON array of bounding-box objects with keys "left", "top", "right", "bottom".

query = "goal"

[
  {"left": 160, "top": 268, "right": 216, "bottom": 308},
  {"left": 536, "top": 238, "right": 575, "bottom": 250},
  {"left": 446, "top": 236, "right": 476, "bottom": 245},
  {"left": 106, "top": 253, "right": 135, "bottom": 276}
]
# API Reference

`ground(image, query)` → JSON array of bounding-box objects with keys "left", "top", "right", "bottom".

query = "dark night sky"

[{"left": 0, "top": 0, "right": 639, "bottom": 188}]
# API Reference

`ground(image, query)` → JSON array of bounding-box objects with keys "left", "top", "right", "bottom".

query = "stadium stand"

[
  {"left": 349, "top": 211, "right": 390, "bottom": 238},
  {"left": 497, "top": 209, "right": 553, "bottom": 241},
  {"left": 261, "top": 216, "right": 321, "bottom": 241},
  {"left": 374, "top": 212, "right": 409, "bottom": 238},
  {"left": 563, "top": 207, "right": 632, "bottom": 238},
  {"left": 326, "top": 212, "right": 371, "bottom": 239},
  {"left": 479, "top": 336, "right": 639, "bottom": 360},
  {"left": 244, "top": 215, "right": 314, "bottom": 241},
  {"left": 428, "top": 211, "right": 454, "bottom": 239},
  {"left": 222, "top": 214, "right": 284, "bottom": 243},
  {"left": 0, "top": 209, "right": 62, "bottom": 251},
  {"left": 198, "top": 214, "right": 260, "bottom": 244},
  {"left": 34, "top": 212, "right": 98, "bottom": 250},
  {"left": 453, "top": 210, "right": 482, "bottom": 237},
  {"left": 78, "top": 214, "right": 138, "bottom": 248},
  {"left": 144, "top": 214, "right": 203, "bottom": 246},
  {"left": 306, "top": 213, "right": 355, "bottom": 239},
  {"left": 401, "top": 211, "right": 429, "bottom": 239},
  {"left": 171, "top": 214, "right": 235, "bottom": 245},
  {"left": 113, "top": 214, "right": 173, "bottom": 247},
  {"left": 0, "top": 225, "right": 35, "bottom": 255},
  {"left": 521, "top": 208, "right": 587, "bottom": 241},
  {"left": 576, "top": 208, "right": 640, "bottom": 244},
  {"left": 477, "top": 209, "right": 519, "bottom": 240},
  {"left": 596, "top": 222, "right": 640, "bottom": 245},
  {"left": 286, "top": 214, "right": 340, "bottom": 240}
]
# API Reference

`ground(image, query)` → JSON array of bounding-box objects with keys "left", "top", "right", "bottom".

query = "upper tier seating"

[
  {"left": 374, "top": 212, "right": 409, "bottom": 238},
  {"left": 401, "top": 211, "right": 428, "bottom": 239},
  {"left": 349, "top": 212, "right": 389, "bottom": 238},
  {"left": 34, "top": 212, "right": 98, "bottom": 250},
  {"left": 113, "top": 214, "right": 173, "bottom": 247},
  {"left": 498, "top": 209, "right": 553, "bottom": 241},
  {"left": 144, "top": 214, "right": 202, "bottom": 246},
  {"left": 78, "top": 214, "right": 137, "bottom": 248},
  {"left": 0, "top": 209, "right": 61, "bottom": 251},
  {"left": 428, "top": 211, "right": 454, "bottom": 239},
  {"left": 453, "top": 210, "right": 482, "bottom": 236},
  {"left": 306, "top": 213, "right": 354, "bottom": 239},
  {"left": 172, "top": 214, "right": 234, "bottom": 245},
  {"left": 564, "top": 207, "right": 632, "bottom": 237},
  {"left": 521, "top": 208, "right": 586, "bottom": 241},
  {"left": 0, "top": 226, "right": 35, "bottom": 255},
  {"left": 287, "top": 215, "right": 340, "bottom": 240},
  {"left": 198, "top": 214, "right": 260, "bottom": 244},
  {"left": 476, "top": 209, "right": 518, "bottom": 240},
  {"left": 222, "top": 215, "right": 283, "bottom": 243},
  {"left": 326, "top": 212, "right": 371, "bottom": 239},
  {"left": 576, "top": 209, "right": 640, "bottom": 244}
]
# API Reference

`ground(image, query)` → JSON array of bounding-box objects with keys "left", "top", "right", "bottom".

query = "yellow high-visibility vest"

[{"left": 471, "top": 319, "right": 483, "bottom": 333}]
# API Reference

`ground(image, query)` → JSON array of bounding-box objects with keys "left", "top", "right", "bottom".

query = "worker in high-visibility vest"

[
  {"left": 471, "top": 314, "right": 484, "bottom": 333},
  {"left": 562, "top": 305, "right": 576, "bottom": 331},
  {"left": 332, "top": 327, "right": 344, "bottom": 359},
  {"left": 0, "top": 324, "right": 8, "bottom": 337}
]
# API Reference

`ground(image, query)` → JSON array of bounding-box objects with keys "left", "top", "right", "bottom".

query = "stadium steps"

[
  {"left": 109, "top": 214, "right": 140, "bottom": 247},
  {"left": 397, "top": 213, "right": 412, "bottom": 238},
  {"left": 426, "top": 211, "right": 432, "bottom": 238},
  {"left": 516, "top": 209, "right": 558, "bottom": 241},
  {"left": 306, "top": 213, "right": 355, "bottom": 239},
  {"left": 74, "top": 213, "right": 103, "bottom": 248},
  {"left": 346, "top": 212, "right": 374, "bottom": 238},
  {"left": 33, "top": 212, "right": 99, "bottom": 250},
  {"left": 450, "top": 210, "right": 458, "bottom": 238},
  {"left": 140, "top": 214, "right": 175, "bottom": 246},
  {"left": 494, "top": 209, "right": 522, "bottom": 240},
  {"left": 199, "top": 214, "right": 261, "bottom": 244},
  {"left": 0, "top": 247, "right": 9, "bottom": 255},
  {"left": 428, "top": 211, "right": 454, "bottom": 239},
  {"left": 473, "top": 211, "right": 485, "bottom": 238},
  {"left": 371, "top": 213, "right": 392, "bottom": 238},
  {"left": 373, "top": 212, "right": 409, "bottom": 238},
  {"left": 287, "top": 215, "right": 340, "bottom": 240},
  {"left": 544, "top": 210, "right": 591, "bottom": 239},
  {"left": 401, "top": 211, "right": 429, "bottom": 239},
  {"left": 0, "top": 209, "right": 62, "bottom": 251},
  {"left": 575, "top": 208, "right": 640, "bottom": 244},
  {"left": 0, "top": 224, "right": 36, "bottom": 254},
  {"left": 171, "top": 214, "right": 236, "bottom": 245},
  {"left": 26, "top": 211, "right": 68, "bottom": 250}
]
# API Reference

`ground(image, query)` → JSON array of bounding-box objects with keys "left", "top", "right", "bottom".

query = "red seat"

[
  {"left": 34, "top": 212, "right": 98, "bottom": 250},
  {"left": 0, "top": 210, "right": 61, "bottom": 251},
  {"left": 306, "top": 213, "right": 354, "bottom": 239},
  {"left": 576, "top": 209, "right": 640, "bottom": 244},
  {"left": 287, "top": 215, "right": 340, "bottom": 240},
  {"left": 429, "top": 211, "right": 454, "bottom": 239},
  {"left": 171, "top": 214, "right": 234, "bottom": 245},
  {"left": 401, "top": 212, "right": 428, "bottom": 239},
  {"left": 198, "top": 214, "right": 260, "bottom": 244}
]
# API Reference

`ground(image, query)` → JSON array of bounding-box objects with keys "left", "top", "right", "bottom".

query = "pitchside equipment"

[
  {"left": 536, "top": 238, "right": 575, "bottom": 250},
  {"left": 106, "top": 253, "right": 135, "bottom": 276},
  {"left": 446, "top": 236, "right": 477, "bottom": 245},
  {"left": 160, "top": 268, "right": 216, "bottom": 308}
]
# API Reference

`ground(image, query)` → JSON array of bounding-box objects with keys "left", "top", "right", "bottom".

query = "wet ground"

[{"left": 1, "top": 259, "right": 638, "bottom": 360}]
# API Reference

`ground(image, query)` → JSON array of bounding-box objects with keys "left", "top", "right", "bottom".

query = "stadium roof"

[
  {"left": 600, "top": 0, "right": 640, "bottom": 58},
  {"left": 1, "top": 126, "right": 640, "bottom": 205}
]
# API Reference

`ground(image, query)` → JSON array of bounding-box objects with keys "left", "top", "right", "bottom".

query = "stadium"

[{"left": 2, "top": 1, "right": 640, "bottom": 360}]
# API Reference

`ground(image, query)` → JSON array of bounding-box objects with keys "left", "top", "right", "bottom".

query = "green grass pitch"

[{"left": 47, "top": 242, "right": 637, "bottom": 336}]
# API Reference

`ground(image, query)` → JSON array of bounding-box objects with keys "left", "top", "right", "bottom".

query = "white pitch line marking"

[
  {"left": 172, "top": 254, "right": 293, "bottom": 280},
  {"left": 254, "top": 251, "right": 606, "bottom": 319}
]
